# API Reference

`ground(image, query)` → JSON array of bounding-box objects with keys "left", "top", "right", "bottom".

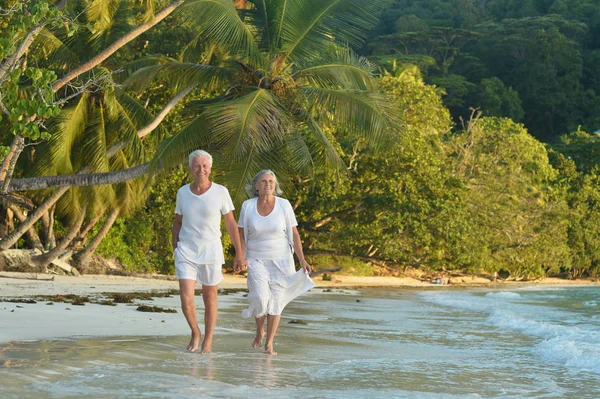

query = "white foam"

[
  {"left": 419, "top": 291, "right": 600, "bottom": 374},
  {"left": 484, "top": 291, "right": 521, "bottom": 299},
  {"left": 584, "top": 301, "right": 598, "bottom": 308}
]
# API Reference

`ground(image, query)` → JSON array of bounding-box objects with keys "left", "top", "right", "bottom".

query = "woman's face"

[{"left": 256, "top": 173, "right": 275, "bottom": 197}]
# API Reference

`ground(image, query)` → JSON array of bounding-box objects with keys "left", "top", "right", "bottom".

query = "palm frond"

[
  {"left": 176, "top": 0, "right": 265, "bottom": 68},
  {"left": 279, "top": 0, "right": 388, "bottom": 62},
  {"left": 299, "top": 87, "right": 395, "bottom": 145},
  {"left": 33, "top": 93, "right": 90, "bottom": 177},
  {"left": 117, "top": 54, "right": 177, "bottom": 81},
  {"left": 87, "top": 0, "right": 121, "bottom": 40},
  {"left": 123, "top": 62, "right": 232, "bottom": 93},
  {"left": 115, "top": 89, "right": 165, "bottom": 138},
  {"left": 76, "top": 104, "right": 110, "bottom": 173},
  {"left": 304, "top": 116, "right": 346, "bottom": 171},
  {"left": 151, "top": 89, "right": 292, "bottom": 171},
  {"left": 138, "top": 0, "right": 157, "bottom": 24},
  {"left": 293, "top": 47, "right": 377, "bottom": 90},
  {"left": 29, "top": 28, "right": 80, "bottom": 72}
]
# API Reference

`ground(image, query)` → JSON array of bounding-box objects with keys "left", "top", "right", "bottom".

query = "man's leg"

[
  {"left": 201, "top": 285, "right": 218, "bottom": 353},
  {"left": 179, "top": 279, "right": 201, "bottom": 351}
]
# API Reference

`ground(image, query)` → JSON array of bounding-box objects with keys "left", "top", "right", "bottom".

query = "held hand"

[
  {"left": 300, "top": 259, "right": 312, "bottom": 274},
  {"left": 233, "top": 256, "right": 247, "bottom": 273}
]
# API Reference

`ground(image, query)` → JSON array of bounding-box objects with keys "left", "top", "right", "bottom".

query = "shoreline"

[
  {"left": 0, "top": 271, "right": 597, "bottom": 345},
  {"left": 0, "top": 271, "right": 598, "bottom": 298}
]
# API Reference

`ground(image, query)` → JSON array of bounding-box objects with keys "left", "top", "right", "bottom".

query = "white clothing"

[
  {"left": 238, "top": 198, "right": 296, "bottom": 259},
  {"left": 242, "top": 257, "right": 315, "bottom": 318},
  {"left": 174, "top": 248, "right": 223, "bottom": 286},
  {"left": 174, "top": 183, "right": 234, "bottom": 264},
  {"left": 238, "top": 197, "right": 297, "bottom": 258},
  {"left": 238, "top": 197, "right": 314, "bottom": 318}
]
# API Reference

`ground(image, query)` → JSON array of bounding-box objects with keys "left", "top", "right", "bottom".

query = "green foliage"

[{"left": 367, "top": 1, "right": 600, "bottom": 141}]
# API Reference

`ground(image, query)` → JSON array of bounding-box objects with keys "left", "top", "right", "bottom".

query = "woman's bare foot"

[
  {"left": 187, "top": 331, "right": 201, "bottom": 352},
  {"left": 201, "top": 339, "right": 212, "bottom": 354},
  {"left": 252, "top": 331, "right": 264, "bottom": 348},
  {"left": 264, "top": 344, "right": 277, "bottom": 356}
]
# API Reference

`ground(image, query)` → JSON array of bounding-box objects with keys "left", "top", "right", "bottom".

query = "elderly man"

[{"left": 172, "top": 150, "right": 246, "bottom": 353}]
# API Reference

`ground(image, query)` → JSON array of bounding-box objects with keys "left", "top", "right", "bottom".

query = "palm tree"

[
  {"left": 4, "top": 0, "right": 394, "bottom": 195},
  {"left": 124, "top": 0, "right": 394, "bottom": 201}
]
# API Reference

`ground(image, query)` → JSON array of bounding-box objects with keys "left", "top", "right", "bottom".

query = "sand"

[{"left": 0, "top": 271, "right": 597, "bottom": 344}]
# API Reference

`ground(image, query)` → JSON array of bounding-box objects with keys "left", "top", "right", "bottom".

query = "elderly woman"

[{"left": 238, "top": 170, "right": 315, "bottom": 355}]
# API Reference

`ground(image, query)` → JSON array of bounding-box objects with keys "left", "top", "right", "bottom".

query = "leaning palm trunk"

[
  {"left": 76, "top": 206, "right": 121, "bottom": 269},
  {"left": 32, "top": 206, "right": 87, "bottom": 269},
  {"left": 0, "top": 186, "right": 69, "bottom": 250},
  {"left": 7, "top": 204, "right": 44, "bottom": 251},
  {"left": 74, "top": 211, "right": 104, "bottom": 248},
  {"left": 51, "top": 0, "right": 185, "bottom": 92},
  {"left": 0, "top": 135, "right": 25, "bottom": 193}
]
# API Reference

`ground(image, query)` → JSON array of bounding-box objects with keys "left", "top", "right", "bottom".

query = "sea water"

[{"left": 1, "top": 286, "right": 599, "bottom": 398}]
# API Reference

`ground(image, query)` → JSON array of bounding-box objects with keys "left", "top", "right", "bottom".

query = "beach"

[
  {"left": 1, "top": 275, "right": 598, "bottom": 398},
  {"left": 0, "top": 271, "right": 597, "bottom": 344}
]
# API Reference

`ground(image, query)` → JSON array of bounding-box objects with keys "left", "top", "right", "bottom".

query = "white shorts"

[{"left": 175, "top": 252, "right": 223, "bottom": 286}]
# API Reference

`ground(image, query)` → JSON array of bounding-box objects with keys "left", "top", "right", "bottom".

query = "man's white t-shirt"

[
  {"left": 238, "top": 197, "right": 297, "bottom": 260},
  {"left": 174, "top": 183, "right": 234, "bottom": 264}
]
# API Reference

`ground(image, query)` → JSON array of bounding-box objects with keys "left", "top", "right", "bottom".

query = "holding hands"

[{"left": 234, "top": 256, "right": 247, "bottom": 273}]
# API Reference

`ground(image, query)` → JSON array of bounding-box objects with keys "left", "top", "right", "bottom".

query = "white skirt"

[{"left": 242, "top": 256, "right": 315, "bottom": 318}]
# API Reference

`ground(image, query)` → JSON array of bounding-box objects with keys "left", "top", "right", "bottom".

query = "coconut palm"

[{"left": 122, "top": 0, "right": 395, "bottom": 201}]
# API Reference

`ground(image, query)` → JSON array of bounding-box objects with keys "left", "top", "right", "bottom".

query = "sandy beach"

[
  {"left": 0, "top": 271, "right": 597, "bottom": 344},
  {"left": 0, "top": 271, "right": 597, "bottom": 298}
]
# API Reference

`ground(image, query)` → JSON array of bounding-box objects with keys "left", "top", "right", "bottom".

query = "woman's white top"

[
  {"left": 238, "top": 197, "right": 298, "bottom": 260},
  {"left": 174, "top": 183, "right": 234, "bottom": 264}
]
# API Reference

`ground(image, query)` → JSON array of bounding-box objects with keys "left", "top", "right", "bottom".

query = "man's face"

[{"left": 190, "top": 156, "right": 211, "bottom": 182}]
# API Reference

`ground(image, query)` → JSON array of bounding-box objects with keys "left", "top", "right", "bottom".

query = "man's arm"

[
  {"left": 172, "top": 214, "right": 183, "bottom": 250},
  {"left": 224, "top": 211, "right": 246, "bottom": 272}
]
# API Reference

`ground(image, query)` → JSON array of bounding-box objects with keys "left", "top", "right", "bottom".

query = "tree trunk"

[
  {"left": 3, "top": 163, "right": 151, "bottom": 192},
  {"left": 33, "top": 206, "right": 87, "bottom": 269},
  {"left": 76, "top": 206, "right": 121, "bottom": 269},
  {"left": 74, "top": 211, "right": 104, "bottom": 248},
  {"left": 8, "top": 205, "right": 44, "bottom": 251},
  {"left": 0, "top": 186, "right": 69, "bottom": 250},
  {"left": 0, "top": 134, "right": 25, "bottom": 193},
  {"left": 5, "top": 207, "right": 14, "bottom": 235},
  {"left": 51, "top": 0, "right": 185, "bottom": 92},
  {"left": 41, "top": 206, "right": 57, "bottom": 250}
]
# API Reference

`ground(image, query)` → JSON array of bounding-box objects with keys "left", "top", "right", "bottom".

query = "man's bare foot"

[
  {"left": 201, "top": 339, "right": 212, "bottom": 354},
  {"left": 252, "top": 331, "right": 264, "bottom": 349},
  {"left": 187, "top": 332, "right": 201, "bottom": 352},
  {"left": 265, "top": 345, "right": 277, "bottom": 356}
]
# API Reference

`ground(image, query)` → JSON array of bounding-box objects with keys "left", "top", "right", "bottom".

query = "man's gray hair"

[
  {"left": 188, "top": 150, "right": 213, "bottom": 167},
  {"left": 246, "top": 169, "right": 283, "bottom": 197}
]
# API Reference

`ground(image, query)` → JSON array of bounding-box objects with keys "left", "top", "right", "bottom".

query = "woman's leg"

[
  {"left": 245, "top": 259, "right": 270, "bottom": 347},
  {"left": 253, "top": 315, "right": 266, "bottom": 348},
  {"left": 265, "top": 314, "right": 281, "bottom": 355}
]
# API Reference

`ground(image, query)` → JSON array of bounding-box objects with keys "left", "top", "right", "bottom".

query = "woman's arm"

[{"left": 292, "top": 226, "right": 312, "bottom": 273}]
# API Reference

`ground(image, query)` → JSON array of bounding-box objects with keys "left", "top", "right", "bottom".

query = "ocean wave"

[
  {"left": 418, "top": 291, "right": 600, "bottom": 374},
  {"left": 484, "top": 292, "right": 521, "bottom": 299}
]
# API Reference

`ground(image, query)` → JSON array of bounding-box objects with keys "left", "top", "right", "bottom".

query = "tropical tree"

[{"left": 120, "top": 0, "right": 394, "bottom": 202}]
